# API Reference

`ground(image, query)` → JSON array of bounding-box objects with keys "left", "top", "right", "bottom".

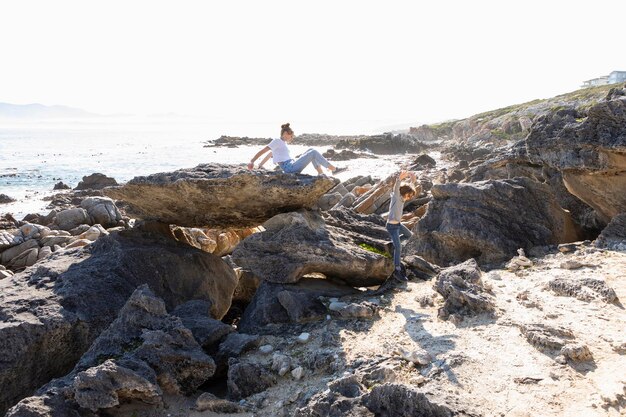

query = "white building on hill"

[{"left": 582, "top": 71, "right": 626, "bottom": 88}]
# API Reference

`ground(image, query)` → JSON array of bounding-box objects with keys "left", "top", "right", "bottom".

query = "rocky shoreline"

[{"left": 1, "top": 84, "right": 625, "bottom": 417}]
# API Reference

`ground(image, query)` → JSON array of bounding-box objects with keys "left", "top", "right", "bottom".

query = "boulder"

[
  {"left": 54, "top": 208, "right": 91, "bottom": 231},
  {"left": 526, "top": 97, "right": 626, "bottom": 222},
  {"left": 433, "top": 259, "right": 495, "bottom": 321},
  {"left": 74, "top": 173, "right": 118, "bottom": 190},
  {"left": 1, "top": 238, "right": 39, "bottom": 264},
  {"left": 80, "top": 197, "right": 122, "bottom": 228},
  {"left": 213, "top": 333, "right": 260, "bottom": 376},
  {"left": 0, "top": 230, "right": 23, "bottom": 250},
  {"left": 6, "top": 247, "right": 40, "bottom": 270},
  {"left": 104, "top": 163, "right": 337, "bottom": 228},
  {"left": 232, "top": 208, "right": 393, "bottom": 286},
  {"left": 238, "top": 278, "right": 360, "bottom": 332},
  {"left": 405, "top": 177, "right": 581, "bottom": 265},
  {"left": 171, "top": 300, "right": 235, "bottom": 350},
  {"left": 227, "top": 361, "right": 276, "bottom": 400},
  {"left": 0, "top": 229, "right": 236, "bottom": 415}
]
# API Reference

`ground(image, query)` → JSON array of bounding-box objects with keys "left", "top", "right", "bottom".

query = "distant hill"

[{"left": 0, "top": 102, "right": 98, "bottom": 119}]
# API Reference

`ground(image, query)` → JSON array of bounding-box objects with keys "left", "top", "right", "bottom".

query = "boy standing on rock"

[{"left": 387, "top": 170, "right": 417, "bottom": 282}]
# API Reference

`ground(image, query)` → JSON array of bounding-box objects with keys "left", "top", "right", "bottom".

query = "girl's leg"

[
  {"left": 386, "top": 223, "right": 402, "bottom": 270},
  {"left": 289, "top": 149, "right": 332, "bottom": 173}
]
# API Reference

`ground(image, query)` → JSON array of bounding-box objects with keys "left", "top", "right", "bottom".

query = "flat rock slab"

[{"left": 105, "top": 163, "right": 337, "bottom": 228}]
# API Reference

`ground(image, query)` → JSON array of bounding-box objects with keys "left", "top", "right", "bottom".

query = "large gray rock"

[
  {"left": 239, "top": 278, "right": 360, "bottom": 332},
  {"left": 0, "top": 230, "right": 236, "bottom": 415},
  {"left": 232, "top": 208, "right": 393, "bottom": 286},
  {"left": 405, "top": 177, "right": 581, "bottom": 266},
  {"left": 171, "top": 300, "right": 235, "bottom": 350},
  {"left": 80, "top": 196, "right": 122, "bottom": 228},
  {"left": 1, "top": 238, "right": 38, "bottom": 264},
  {"left": 54, "top": 207, "right": 91, "bottom": 231},
  {"left": 105, "top": 163, "right": 337, "bottom": 228},
  {"left": 526, "top": 93, "right": 626, "bottom": 222},
  {"left": 227, "top": 361, "right": 276, "bottom": 400}
]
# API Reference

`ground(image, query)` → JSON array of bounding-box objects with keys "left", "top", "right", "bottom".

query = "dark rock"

[
  {"left": 53, "top": 182, "right": 70, "bottom": 190},
  {"left": 405, "top": 177, "right": 582, "bottom": 266},
  {"left": 364, "top": 383, "right": 462, "bottom": 417},
  {"left": 227, "top": 361, "right": 276, "bottom": 400},
  {"left": 232, "top": 208, "right": 393, "bottom": 286},
  {"left": 0, "top": 194, "right": 16, "bottom": 204},
  {"left": 171, "top": 300, "right": 235, "bottom": 350},
  {"left": 433, "top": 259, "right": 495, "bottom": 321},
  {"left": 526, "top": 97, "right": 626, "bottom": 222},
  {"left": 409, "top": 154, "right": 437, "bottom": 169},
  {"left": 105, "top": 163, "right": 337, "bottom": 228},
  {"left": 0, "top": 230, "right": 236, "bottom": 415},
  {"left": 548, "top": 277, "right": 618, "bottom": 303},
  {"left": 595, "top": 213, "right": 626, "bottom": 249},
  {"left": 74, "top": 173, "right": 118, "bottom": 190},
  {"left": 403, "top": 255, "right": 440, "bottom": 280},
  {"left": 239, "top": 278, "right": 359, "bottom": 332},
  {"left": 322, "top": 149, "right": 376, "bottom": 161},
  {"left": 213, "top": 333, "right": 260, "bottom": 377}
]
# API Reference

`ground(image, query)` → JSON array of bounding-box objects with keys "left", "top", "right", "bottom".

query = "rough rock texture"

[
  {"left": 105, "top": 163, "right": 337, "bottom": 228},
  {"left": 295, "top": 378, "right": 471, "bottom": 417},
  {"left": 406, "top": 177, "right": 581, "bottom": 266},
  {"left": 238, "top": 278, "right": 360, "bottom": 332},
  {"left": 336, "top": 132, "right": 429, "bottom": 154},
  {"left": 0, "top": 230, "right": 236, "bottom": 415},
  {"left": 595, "top": 212, "right": 626, "bottom": 249},
  {"left": 526, "top": 95, "right": 626, "bottom": 222},
  {"left": 213, "top": 333, "right": 260, "bottom": 376},
  {"left": 171, "top": 300, "right": 235, "bottom": 350},
  {"left": 227, "top": 361, "right": 276, "bottom": 400},
  {"left": 6, "top": 286, "right": 215, "bottom": 416},
  {"left": 74, "top": 173, "right": 118, "bottom": 190},
  {"left": 232, "top": 208, "right": 393, "bottom": 286},
  {"left": 548, "top": 277, "right": 618, "bottom": 303},
  {"left": 53, "top": 181, "right": 70, "bottom": 190},
  {"left": 0, "top": 193, "right": 16, "bottom": 204},
  {"left": 433, "top": 259, "right": 495, "bottom": 321}
]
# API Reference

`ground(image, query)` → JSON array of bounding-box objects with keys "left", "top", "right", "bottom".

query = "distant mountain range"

[{"left": 0, "top": 102, "right": 99, "bottom": 119}]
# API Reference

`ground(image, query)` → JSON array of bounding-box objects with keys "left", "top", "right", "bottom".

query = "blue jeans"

[
  {"left": 278, "top": 149, "right": 331, "bottom": 173},
  {"left": 386, "top": 222, "right": 412, "bottom": 269}
]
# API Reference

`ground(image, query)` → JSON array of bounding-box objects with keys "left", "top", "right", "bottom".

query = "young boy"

[{"left": 386, "top": 170, "right": 417, "bottom": 282}]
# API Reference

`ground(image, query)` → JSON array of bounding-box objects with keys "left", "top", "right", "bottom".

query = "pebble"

[
  {"left": 291, "top": 366, "right": 304, "bottom": 380},
  {"left": 297, "top": 332, "right": 310, "bottom": 344},
  {"left": 259, "top": 344, "right": 274, "bottom": 354}
]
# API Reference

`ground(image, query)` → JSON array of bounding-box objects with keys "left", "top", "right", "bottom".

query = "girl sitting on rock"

[
  {"left": 387, "top": 169, "right": 417, "bottom": 282},
  {"left": 247, "top": 123, "right": 345, "bottom": 175}
]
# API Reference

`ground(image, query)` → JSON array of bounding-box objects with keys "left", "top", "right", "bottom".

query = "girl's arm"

[
  {"left": 258, "top": 152, "right": 273, "bottom": 168},
  {"left": 248, "top": 146, "right": 271, "bottom": 170}
]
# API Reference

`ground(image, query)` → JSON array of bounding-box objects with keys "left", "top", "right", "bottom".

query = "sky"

[{"left": 1, "top": 0, "right": 625, "bottom": 129}]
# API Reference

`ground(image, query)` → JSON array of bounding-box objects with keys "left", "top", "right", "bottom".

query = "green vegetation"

[{"left": 358, "top": 243, "right": 390, "bottom": 258}]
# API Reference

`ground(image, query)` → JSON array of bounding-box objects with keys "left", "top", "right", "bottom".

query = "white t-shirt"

[{"left": 267, "top": 138, "right": 292, "bottom": 163}]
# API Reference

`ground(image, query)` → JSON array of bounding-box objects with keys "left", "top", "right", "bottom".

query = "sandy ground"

[{"left": 107, "top": 245, "right": 625, "bottom": 417}]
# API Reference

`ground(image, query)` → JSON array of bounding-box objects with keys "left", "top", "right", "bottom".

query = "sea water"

[{"left": 0, "top": 118, "right": 410, "bottom": 219}]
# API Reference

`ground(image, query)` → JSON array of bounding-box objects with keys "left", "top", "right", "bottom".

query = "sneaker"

[
  {"left": 392, "top": 269, "right": 408, "bottom": 282},
  {"left": 332, "top": 166, "right": 347, "bottom": 174}
]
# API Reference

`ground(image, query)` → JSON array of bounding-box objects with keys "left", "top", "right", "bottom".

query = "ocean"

[{"left": 0, "top": 118, "right": 410, "bottom": 219}]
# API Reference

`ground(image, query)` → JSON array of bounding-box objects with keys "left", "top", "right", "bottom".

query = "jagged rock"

[
  {"left": 403, "top": 255, "right": 440, "bottom": 280},
  {"left": 317, "top": 192, "right": 343, "bottom": 211},
  {"left": 560, "top": 344, "right": 593, "bottom": 362},
  {"left": 433, "top": 259, "right": 495, "bottom": 321},
  {"left": 526, "top": 97, "right": 626, "bottom": 222},
  {"left": 548, "top": 277, "right": 618, "bottom": 303},
  {"left": 232, "top": 208, "right": 393, "bottom": 286},
  {"left": 322, "top": 149, "right": 376, "bottom": 161},
  {"left": 337, "top": 302, "right": 378, "bottom": 319},
  {"left": 0, "top": 230, "right": 23, "bottom": 250},
  {"left": 6, "top": 247, "right": 40, "bottom": 270},
  {"left": 73, "top": 359, "right": 162, "bottom": 411},
  {"left": 238, "top": 278, "right": 360, "bottom": 332},
  {"left": 171, "top": 300, "right": 235, "bottom": 350},
  {"left": 74, "top": 173, "right": 118, "bottom": 190},
  {"left": 1, "top": 238, "right": 39, "bottom": 264},
  {"left": 80, "top": 197, "right": 122, "bottom": 228},
  {"left": 213, "top": 333, "right": 260, "bottom": 377},
  {"left": 54, "top": 208, "right": 91, "bottom": 231},
  {"left": 105, "top": 163, "right": 337, "bottom": 228},
  {"left": 227, "top": 361, "right": 276, "bottom": 400},
  {"left": 405, "top": 177, "right": 581, "bottom": 265},
  {"left": 53, "top": 181, "right": 71, "bottom": 190},
  {"left": 409, "top": 153, "right": 437, "bottom": 169},
  {"left": 595, "top": 213, "right": 626, "bottom": 249},
  {"left": 0, "top": 230, "right": 236, "bottom": 415},
  {"left": 364, "top": 383, "right": 465, "bottom": 417},
  {"left": 520, "top": 323, "right": 575, "bottom": 351}
]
